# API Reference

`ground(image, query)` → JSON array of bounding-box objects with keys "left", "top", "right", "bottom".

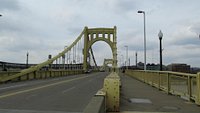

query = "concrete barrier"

[
  {"left": 83, "top": 90, "right": 106, "bottom": 113},
  {"left": 84, "top": 72, "right": 120, "bottom": 113},
  {"left": 103, "top": 72, "right": 120, "bottom": 112}
]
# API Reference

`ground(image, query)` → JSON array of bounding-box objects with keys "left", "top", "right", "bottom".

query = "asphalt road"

[{"left": 0, "top": 72, "right": 108, "bottom": 113}]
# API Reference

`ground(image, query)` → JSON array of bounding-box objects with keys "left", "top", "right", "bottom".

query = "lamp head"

[
  {"left": 138, "top": 10, "right": 144, "bottom": 13},
  {"left": 158, "top": 30, "right": 163, "bottom": 39}
]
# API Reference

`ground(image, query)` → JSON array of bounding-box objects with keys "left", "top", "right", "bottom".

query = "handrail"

[
  {"left": 134, "top": 70, "right": 196, "bottom": 77},
  {"left": 125, "top": 70, "right": 200, "bottom": 106}
]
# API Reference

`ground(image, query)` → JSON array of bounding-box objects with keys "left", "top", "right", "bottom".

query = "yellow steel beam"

[
  {"left": 196, "top": 72, "right": 200, "bottom": 105},
  {"left": 1, "top": 28, "right": 86, "bottom": 82},
  {"left": 83, "top": 26, "right": 118, "bottom": 72}
]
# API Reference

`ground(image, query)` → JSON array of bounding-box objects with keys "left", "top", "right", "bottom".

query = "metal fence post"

[
  {"left": 167, "top": 73, "right": 170, "bottom": 94},
  {"left": 196, "top": 72, "right": 200, "bottom": 105},
  {"left": 158, "top": 72, "right": 161, "bottom": 90},
  {"left": 187, "top": 76, "right": 192, "bottom": 101}
]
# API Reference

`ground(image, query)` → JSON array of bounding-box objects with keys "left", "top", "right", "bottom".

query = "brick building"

[{"left": 167, "top": 63, "right": 190, "bottom": 73}]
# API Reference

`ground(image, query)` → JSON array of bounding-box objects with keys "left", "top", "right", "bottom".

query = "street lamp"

[
  {"left": 121, "top": 54, "right": 124, "bottom": 67},
  {"left": 158, "top": 30, "right": 163, "bottom": 71},
  {"left": 124, "top": 45, "right": 128, "bottom": 69},
  {"left": 138, "top": 10, "right": 147, "bottom": 70},
  {"left": 135, "top": 52, "right": 138, "bottom": 68},
  {"left": 26, "top": 52, "right": 29, "bottom": 68},
  {"left": 63, "top": 46, "right": 68, "bottom": 69},
  {"left": 0, "top": 14, "right": 2, "bottom": 17}
]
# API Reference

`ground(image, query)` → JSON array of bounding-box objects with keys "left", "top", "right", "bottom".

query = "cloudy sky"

[{"left": 0, "top": 0, "right": 200, "bottom": 67}]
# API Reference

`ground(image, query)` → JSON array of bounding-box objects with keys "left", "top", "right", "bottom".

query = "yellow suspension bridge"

[{"left": 0, "top": 27, "right": 200, "bottom": 113}]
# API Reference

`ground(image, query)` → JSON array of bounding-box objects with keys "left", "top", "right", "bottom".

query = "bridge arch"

[
  {"left": 83, "top": 26, "right": 117, "bottom": 72},
  {"left": 88, "top": 40, "right": 113, "bottom": 66},
  {"left": 87, "top": 38, "right": 114, "bottom": 53}
]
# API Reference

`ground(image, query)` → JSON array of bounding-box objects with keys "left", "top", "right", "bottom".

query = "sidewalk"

[{"left": 120, "top": 73, "right": 200, "bottom": 113}]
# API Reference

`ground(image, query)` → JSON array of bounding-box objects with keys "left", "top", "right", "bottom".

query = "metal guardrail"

[
  {"left": 0, "top": 70, "right": 84, "bottom": 83},
  {"left": 125, "top": 70, "right": 200, "bottom": 105}
]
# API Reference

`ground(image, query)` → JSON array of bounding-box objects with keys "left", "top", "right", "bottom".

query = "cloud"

[
  {"left": 166, "top": 22, "right": 200, "bottom": 46},
  {"left": 163, "top": 44, "right": 200, "bottom": 66},
  {"left": 91, "top": 41, "right": 113, "bottom": 65},
  {"left": 0, "top": 0, "right": 20, "bottom": 11},
  {"left": 113, "top": 0, "right": 138, "bottom": 13},
  {"left": 0, "top": 0, "right": 200, "bottom": 68}
]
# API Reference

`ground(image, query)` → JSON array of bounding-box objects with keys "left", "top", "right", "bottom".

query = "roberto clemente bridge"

[{"left": 0, "top": 27, "right": 200, "bottom": 113}]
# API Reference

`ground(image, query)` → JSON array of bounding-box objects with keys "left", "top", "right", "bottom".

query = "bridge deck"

[
  {"left": 120, "top": 73, "right": 200, "bottom": 113},
  {"left": 0, "top": 72, "right": 108, "bottom": 113}
]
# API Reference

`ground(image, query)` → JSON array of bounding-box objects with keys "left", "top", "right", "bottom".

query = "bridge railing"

[
  {"left": 125, "top": 70, "right": 200, "bottom": 105},
  {"left": 0, "top": 70, "right": 84, "bottom": 83}
]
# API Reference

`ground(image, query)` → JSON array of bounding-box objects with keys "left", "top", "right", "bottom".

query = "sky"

[{"left": 0, "top": 0, "right": 200, "bottom": 67}]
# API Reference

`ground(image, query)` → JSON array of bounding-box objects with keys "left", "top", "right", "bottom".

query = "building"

[
  {"left": 146, "top": 63, "right": 160, "bottom": 70},
  {"left": 167, "top": 63, "right": 190, "bottom": 73},
  {"left": 190, "top": 67, "right": 200, "bottom": 74}
]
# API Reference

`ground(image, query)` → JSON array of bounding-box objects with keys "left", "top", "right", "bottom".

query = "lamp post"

[
  {"left": 121, "top": 54, "right": 124, "bottom": 67},
  {"left": 48, "top": 54, "right": 52, "bottom": 70},
  {"left": 63, "top": 46, "right": 68, "bottom": 69},
  {"left": 26, "top": 52, "right": 29, "bottom": 68},
  {"left": 124, "top": 45, "right": 128, "bottom": 69},
  {"left": 158, "top": 30, "right": 163, "bottom": 71},
  {"left": 138, "top": 10, "right": 146, "bottom": 70},
  {"left": 135, "top": 52, "right": 138, "bottom": 68}
]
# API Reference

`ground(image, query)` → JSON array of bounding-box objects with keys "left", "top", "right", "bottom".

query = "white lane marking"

[
  {"left": 62, "top": 86, "right": 76, "bottom": 93},
  {"left": 0, "top": 84, "right": 27, "bottom": 91}
]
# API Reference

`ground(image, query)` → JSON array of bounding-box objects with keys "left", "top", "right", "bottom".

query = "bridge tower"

[
  {"left": 100, "top": 59, "right": 113, "bottom": 72},
  {"left": 83, "top": 26, "right": 118, "bottom": 72}
]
